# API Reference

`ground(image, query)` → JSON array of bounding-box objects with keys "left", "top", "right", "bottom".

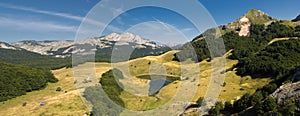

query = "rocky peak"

[
  {"left": 224, "top": 9, "right": 276, "bottom": 31},
  {"left": 242, "top": 9, "right": 275, "bottom": 24},
  {"left": 239, "top": 16, "right": 251, "bottom": 36},
  {"left": 245, "top": 9, "right": 266, "bottom": 17},
  {"left": 101, "top": 32, "right": 149, "bottom": 44}
]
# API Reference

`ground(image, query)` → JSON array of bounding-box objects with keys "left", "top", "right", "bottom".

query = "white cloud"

[
  {"left": 0, "top": 17, "right": 77, "bottom": 32},
  {"left": 0, "top": 3, "right": 122, "bottom": 33},
  {"left": 112, "top": 7, "right": 124, "bottom": 17},
  {"left": 0, "top": 3, "right": 83, "bottom": 21},
  {"left": 181, "top": 28, "right": 194, "bottom": 33},
  {"left": 126, "top": 21, "right": 190, "bottom": 44}
]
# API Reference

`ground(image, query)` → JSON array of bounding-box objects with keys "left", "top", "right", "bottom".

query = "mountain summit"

[
  {"left": 223, "top": 9, "right": 276, "bottom": 30},
  {"left": 241, "top": 9, "right": 275, "bottom": 24}
]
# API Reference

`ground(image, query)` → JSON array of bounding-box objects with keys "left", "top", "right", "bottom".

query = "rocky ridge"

[
  {"left": 13, "top": 32, "right": 169, "bottom": 58},
  {"left": 0, "top": 42, "right": 19, "bottom": 50}
]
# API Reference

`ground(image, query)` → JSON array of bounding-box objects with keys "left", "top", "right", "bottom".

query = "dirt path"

[{"left": 268, "top": 37, "right": 298, "bottom": 45}]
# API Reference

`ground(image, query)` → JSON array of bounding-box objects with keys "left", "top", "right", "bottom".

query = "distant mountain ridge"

[
  {"left": 12, "top": 32, "right": 171, "bottom": 58},
  {"left": 0, "top": 33, "right": 172, "bottom": 63},
  {"left": 0, "top": 41, "right": 19, "bottom": 50}
]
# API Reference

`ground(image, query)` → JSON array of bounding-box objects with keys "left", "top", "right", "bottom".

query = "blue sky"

[{"left": 0, "top": 0, "right": 299, "bottom": 43}]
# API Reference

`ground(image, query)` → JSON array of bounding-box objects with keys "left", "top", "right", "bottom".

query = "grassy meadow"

[{"left": 0, "top": 50, "right": 271, "bottom": 115}]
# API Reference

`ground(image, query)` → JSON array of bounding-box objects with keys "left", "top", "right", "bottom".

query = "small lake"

[
  {"left": 136, "top": 74, "right": 180, "bottom": 96},
  {"left": 148, "top": 79, "right": 171, "bottom": 96}
]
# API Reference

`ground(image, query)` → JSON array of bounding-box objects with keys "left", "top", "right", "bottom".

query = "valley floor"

[{"left": 0, "top": 51, "right": 271, "bottom": 115}]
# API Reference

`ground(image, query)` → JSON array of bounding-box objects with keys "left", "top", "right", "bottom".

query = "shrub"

[
  {"left": 196, "top": 97, "right": 204, "bottom": 106},
  {"left": 222, "top": 82, "right": 226, "bottom": 87},
  {"left": 56, "top": 87, "right": 62, "bottom": 92},
  {"left": 22, "top": 102, "right": 27, "bottom": 107}
]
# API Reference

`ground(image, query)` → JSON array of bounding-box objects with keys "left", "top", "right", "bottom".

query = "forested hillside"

[
  {"left": 0, "top": 48, "right": 71, "bottom": 70},
  {"left": 0, "top": 62, "right": 58, "bottom": 102},
  {"left": 176, "top": 22, "right": 300, "bottom": 80},
  {"left": 0, "top": 48, "right": 66, "bottom": 101},
  {"left": 95, "top": 45, "right": 171, "bottom": 62},
  {"left": 176, "top": 21, "right": 300, "bottom": 115}
]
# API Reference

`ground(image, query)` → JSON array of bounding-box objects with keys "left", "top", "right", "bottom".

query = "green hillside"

[
  {"left": 176, "top": 22, "right": 300, "bottom": 79},
  {"left": 0, "top": 62, "right": 58, "bottom": 102},
  {"left": 0, "top": 48, "right": 71, "bottom": 70},
  {"left": 178, "top": 13, "right": 300, "bottom": 116}
]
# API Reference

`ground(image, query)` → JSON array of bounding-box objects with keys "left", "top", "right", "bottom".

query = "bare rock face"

[
  {"left": 271, "top": 81, "right": 300, "bottom": 104},
  {"left": 239, "top": 16, "right": 251, "bottom": 36}
]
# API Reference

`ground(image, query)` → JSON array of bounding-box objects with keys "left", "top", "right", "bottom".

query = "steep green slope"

[
  {"left": 180, "top": 11, "right": 300, "bottom": 116},
  {"left": 176, "top": 22, "right": 300, "bottom": 79}
]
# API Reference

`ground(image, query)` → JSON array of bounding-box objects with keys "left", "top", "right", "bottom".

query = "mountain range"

[{"left": 8, "top": 32, "right": 171, "bottom": 58}]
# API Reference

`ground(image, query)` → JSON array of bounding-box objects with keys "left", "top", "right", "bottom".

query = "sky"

[{"left": 0, "top": 0, "right": 299, "bottom": 43}]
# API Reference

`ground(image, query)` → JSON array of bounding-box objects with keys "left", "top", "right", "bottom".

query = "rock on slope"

[{"left": 271, "top": 81, "right": 300, "bottom": 103}]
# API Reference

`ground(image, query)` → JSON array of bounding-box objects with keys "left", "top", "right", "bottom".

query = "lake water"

[{"left": 148, "top": 79, "right": 171, "bottom": 96}]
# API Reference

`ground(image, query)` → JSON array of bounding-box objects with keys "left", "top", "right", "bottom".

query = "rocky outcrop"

[
  {"left": 271, "top": 81, "right": 300, "bottom": 103},
  {"left": 239, "top": 16, "right": 251, "bottom": 36}
]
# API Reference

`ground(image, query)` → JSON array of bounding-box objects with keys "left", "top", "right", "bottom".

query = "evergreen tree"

[
  {"left": 263, "top": 96, "right": 277, "bottom": 112},
  {"left": 250, "top": 91, "right": 264, "bottom": 106},
  {"left": 280, "top": 99, "right": 296, "bottom": 116}
]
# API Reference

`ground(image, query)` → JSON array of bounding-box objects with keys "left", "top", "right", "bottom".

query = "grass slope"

[
  {"left": 0, "top": 50, "right": 271, "bottom": 115},
  {"left": 0, "top": 68, "right": 88, "bottom": 116},
  {"left": 93, "top": 51, "right": 271, "bottom": 112}
]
